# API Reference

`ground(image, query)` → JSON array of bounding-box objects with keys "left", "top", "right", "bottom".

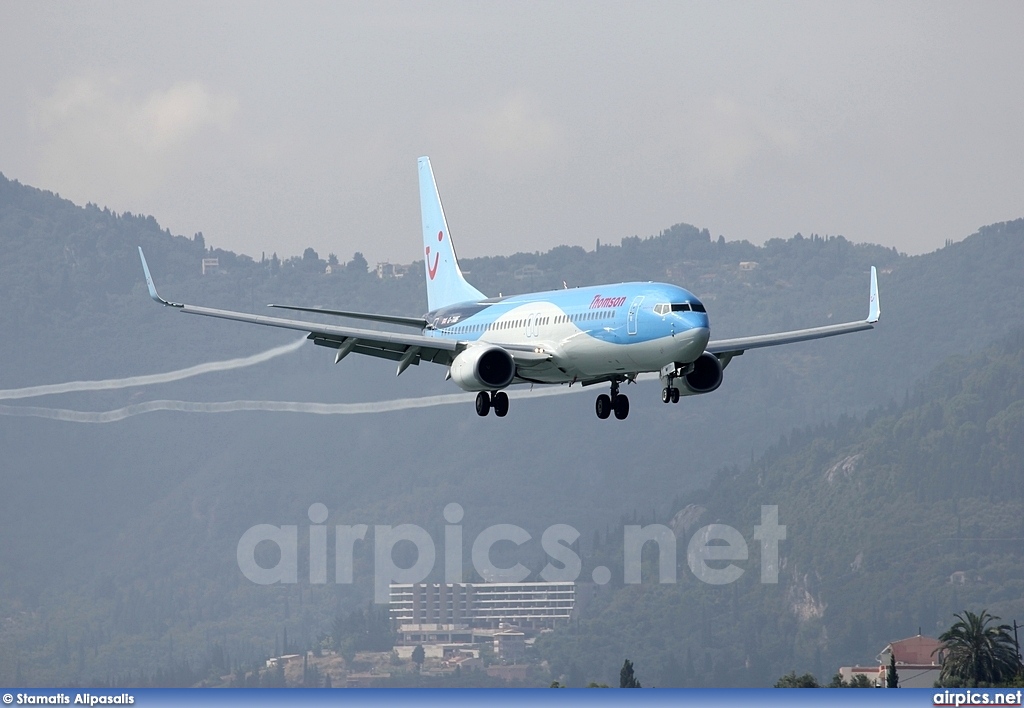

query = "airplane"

[{"left": 139, "top": 156, "right": 880, "bottom": 420}]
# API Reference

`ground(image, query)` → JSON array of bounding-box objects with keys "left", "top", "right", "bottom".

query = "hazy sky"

[{"left": 2, "top": 2, "right": 1022, "bottom": 265}]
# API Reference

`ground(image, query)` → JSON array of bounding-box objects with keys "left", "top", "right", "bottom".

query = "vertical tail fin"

[{"left": 418, "top": 157, "right": 486, "bottom": 311}]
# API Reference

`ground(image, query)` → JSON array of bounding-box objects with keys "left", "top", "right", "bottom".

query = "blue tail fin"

[{"left": 418, "top": 157, "right": 486, "bottom": 311}]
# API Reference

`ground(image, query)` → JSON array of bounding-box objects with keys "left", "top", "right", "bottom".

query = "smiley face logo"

[{"left": 426, "top": 230, "right": 443, "bottom": 280}]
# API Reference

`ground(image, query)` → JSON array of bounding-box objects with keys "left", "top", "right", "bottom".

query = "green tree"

[
  {"left": 887, "top": 652, "right": 899, "bottom": 687},
  {"left": 774, "top": 671, "right": 820, "bottom": 687},
  {"left": 339, "top": 637, "right": 357, "bottom": 665},
  {"left": 412, "top": 644, "right": 425, "bottom": 673},
  {"left": 937, "top": 610, "right": 1020, "bottom": 687},
  {"left": 620, "top": 658, "right": 641, "bottom": 688},
  {"left": 347, "top": 251, "right": 368, "bottom": 274},
  {"left": 827, "top": 672, "right": 873, "bottom": 687}
]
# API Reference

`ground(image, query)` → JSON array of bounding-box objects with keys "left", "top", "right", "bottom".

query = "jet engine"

[
  {"left": 449, "top": 345, "right": 516, "bottom": 392},
  {"left": 681, "top": 352, "right": 724, "bottom": 394}
]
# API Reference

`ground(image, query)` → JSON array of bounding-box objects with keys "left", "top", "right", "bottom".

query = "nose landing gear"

[{"left": 661, "top": 362, "right": 688, "bottom": 404}]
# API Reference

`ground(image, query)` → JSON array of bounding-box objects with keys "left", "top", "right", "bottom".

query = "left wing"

[
  {"left": 139, "top": 248, "right": 457, "bottom": 374},
  {"left": 706, "top": 266, "right": 880, "bottom": 362}
]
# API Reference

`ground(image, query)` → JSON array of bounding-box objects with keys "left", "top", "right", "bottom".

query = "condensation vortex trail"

[
  {"left": 0, "top": 336, "right": 307, "bottom": 401},
  {"left": 0, "top": 385, "right": 601, "bottom": 424},
  {"left": 0, "top": 333, "right": 658, "bottom": 423}
]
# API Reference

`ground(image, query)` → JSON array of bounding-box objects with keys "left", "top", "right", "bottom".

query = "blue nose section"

[
  {"left": 672, "top": 326, "right": 710, "bottom": 363},
  {"left": 690, "top": 326, "right": 711, "bottom": 351},
  {"left": 684, "top": 312, "right": 710, "bottom": 330}
]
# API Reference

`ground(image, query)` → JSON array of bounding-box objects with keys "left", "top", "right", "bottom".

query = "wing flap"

[{"left": 268, "top": 304, "right": 429, "bottom": 329}]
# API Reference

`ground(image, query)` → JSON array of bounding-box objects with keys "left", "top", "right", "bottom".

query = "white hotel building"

[{"left": 389, "top": 581, "right": 575, "bottom": 644}]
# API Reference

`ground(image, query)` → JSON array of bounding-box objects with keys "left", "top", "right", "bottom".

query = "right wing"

[
  {"left": 706, "top": 266, "right": 880, "bottom": 363},
  {"left": 139, "top": 248, "right": 457, "bottom": 374},
  {"left": 267, "top": 304, "right": 429, "bottom": 329}
]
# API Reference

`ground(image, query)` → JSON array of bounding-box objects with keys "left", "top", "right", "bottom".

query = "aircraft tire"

[
  {"left": 492, "top": 391, "right": 509, "bottom": 417},
  {"left": 475, "top": 391, "right": 491, "bottom": 417},
  {"left": 662, "top": 387, "right": 671, "bottom": 403},
  {"left": 613, "top": 394, "right": 630, "bottom": 420},
  {"left": 670, "top": 388, "right": 680, "bottom": 404},
  {"left": 595, "top": 394, "right": 612, "bottom": 419}
]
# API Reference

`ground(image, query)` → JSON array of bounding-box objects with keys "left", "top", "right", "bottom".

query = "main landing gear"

[
  {"left": 595, "top": 380, "right": 629, "bottom": 420},
  {"left": 475, "top": 390, "right": 509, "bottom": 417}
]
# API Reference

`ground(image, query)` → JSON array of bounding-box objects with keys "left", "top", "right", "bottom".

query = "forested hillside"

[
  {"left": 0, "top": 173, "right": 1021, "bottom": 685},
  {"left": 536, "top": 330, "right": 1024, "bottom": 686}
]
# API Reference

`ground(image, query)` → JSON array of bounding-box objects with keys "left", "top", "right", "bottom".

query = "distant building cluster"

[
  {"left": 389, "top": 581, "right": 575, "bottom": 664},
  {"left": 839, "top": 634, "right": 944, "bottom": 688},
  {"left": 376, "top": 261, "right": 409, "bottom": 279},
  {"left": 514, "top": 264, "right": 544, "bottom": 281}
]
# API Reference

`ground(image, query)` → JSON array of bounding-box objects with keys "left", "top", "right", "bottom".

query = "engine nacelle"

[
  {"left": 449, "top": 345, "right": 516, "bottom": 392},
  {"left": 681, "top": 352, "right": 724, "bottom": 395}
]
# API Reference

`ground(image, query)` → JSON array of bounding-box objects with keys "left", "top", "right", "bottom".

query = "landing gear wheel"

[
  {"left": 613, "top": 394, "right": 630, "bottom": 420},
  {"left": 670, "top": 388, "right": 680, "bottom": 404},
  {"left": 595, "top": 394, "right": 612, "bottom": 419},
  {"left": 662, "top": 387, "right": 671, "bottom": 403},
  {"left": 492, "top": 391, "right": 509, "bottom": 417},
  {"left": 475, "top": 391, "right": 491, "bottom": 417}
]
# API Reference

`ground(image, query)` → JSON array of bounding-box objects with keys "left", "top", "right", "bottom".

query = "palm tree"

[{"left": 936, "top": 610, "right": 1019, "bottom": 686}]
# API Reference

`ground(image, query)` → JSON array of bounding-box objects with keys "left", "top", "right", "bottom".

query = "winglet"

[
  {"left": 867, "top": 266, "right": 880, "bottom": 323},
  {"left": 138, "top": 247, "right": 183, "bottom": 308}
]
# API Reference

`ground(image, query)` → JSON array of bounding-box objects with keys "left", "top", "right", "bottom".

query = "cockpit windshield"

[{"left": 654, "top": 302, "right": 707, "bottom": 315}]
